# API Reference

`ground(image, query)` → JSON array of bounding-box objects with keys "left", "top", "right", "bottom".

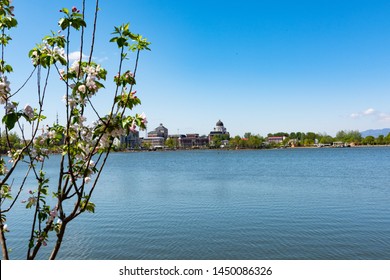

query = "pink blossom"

[
  {"left": 50, "top": 208, "right": 58, "bottom": 218},
  {"left": 130, "top": 120, "right": 137, "bottom": 133},
  {"left": 139, "top": 112, "right": 147, "bottom": 124}
]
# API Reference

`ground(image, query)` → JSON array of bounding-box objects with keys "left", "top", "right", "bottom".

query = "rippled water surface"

[{"left": 5, "top": 147, "right": 390, "bottom": 259}]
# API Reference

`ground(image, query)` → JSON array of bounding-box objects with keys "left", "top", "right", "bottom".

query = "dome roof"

[{"left": 216, "top": 120, "right": 224, "bottom": 126}]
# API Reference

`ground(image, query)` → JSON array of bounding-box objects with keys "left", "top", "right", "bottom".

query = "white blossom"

[
  {"left": 0, "top": 76, "right": 11, "bottom": 104},
  {"left": 53, "top": 46, "right": 65, "bottom": 59},
  {"left": 78, "top": 84, "right": 86, "bottom": 93},
  {"left": 70, "top": 61, "right": 81, "bottom": 75},
  {"left": 4, "top": 102, "right": 16, "bottom": 113},
  {"left": 3, "top": 224, "right": 9, "bottom": 232},
  {"left": 24, "top": 104, "right": 34, "bottom": 119}
]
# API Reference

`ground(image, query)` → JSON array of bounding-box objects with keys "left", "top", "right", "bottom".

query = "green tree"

[
  {"left": 306, "top": 132, "right": 317, "bottom": 142},
  {"left": 229, "top": 135, "right": 242, "bottom": 149},
  {"left": 336, "top": 130, "right": 362, "bottom": 144},
  {"left": 362, "top": 136, "right": 375, "bottom": 145},
  {"left": 244, "top": 132, "right": 252, "bottom": 139},
  {"left": 304, "top": 138, "right": 314, "bottom": 146},
  {"left": 210, "top": 134, "right": 229, "bottom": 148},
  {"left": 289, "top": 132, "right": 297, "bottom": 139},
  {"left": 319, "top": 135, "right": 334, "bottom": 145},
  {"left": 247, "top": 134, "right": 263, "bottom": 148},
  {"left": 0, "top": 131, "right": 22, "bottom": 153},
  {"left": 385, "top": 133, "right": 390, "bottom": 145},
  {"left": 165, "top": 137, "right": 177, "bottom": 149},
  {"left": 376, "top": 135, "right": 385, "bottom": 145}
]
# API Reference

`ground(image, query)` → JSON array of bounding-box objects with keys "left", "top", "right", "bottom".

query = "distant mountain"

[{"left": 361, "top": 128, "right": 390, "bottom": 138}]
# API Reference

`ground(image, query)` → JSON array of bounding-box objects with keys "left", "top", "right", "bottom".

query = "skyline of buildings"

[{"left": 121, "top": 120, "right": 230, "bottom": 149}]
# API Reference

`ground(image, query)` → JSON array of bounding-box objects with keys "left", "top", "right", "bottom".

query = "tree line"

[
  {"left": 3, "top": 129, "right": 390, "bottom": 154},
  {"left": 211, "top": 130, "right": 390, "bottom": 149}
]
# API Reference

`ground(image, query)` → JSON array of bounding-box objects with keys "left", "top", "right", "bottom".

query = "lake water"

[{"left": 4, "top": 147, "right": 390, "bottom": 259}]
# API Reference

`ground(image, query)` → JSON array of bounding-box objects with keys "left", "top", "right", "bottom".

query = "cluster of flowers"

[
  {"left": 30, "top": 42, "right": 66, "bottom": 67},
  {"left": 90, "top": 117, "right": 122, "bottom": 150},
  {"left": 3, "top": 101, "right": 34, "bottom": 118},
  {"left": 61, "top": 61, "right": 106, "bottom": 107},
  {"left": 0, "top": 75, "right": 10, "bottom": 104},
  {"left": 7, "top": 149, "right": 22, "bottom": 164}
]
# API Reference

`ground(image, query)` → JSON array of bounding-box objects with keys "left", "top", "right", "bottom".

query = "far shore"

[{"left": 117, "top": 144, "right": 390, "bottom": 153}]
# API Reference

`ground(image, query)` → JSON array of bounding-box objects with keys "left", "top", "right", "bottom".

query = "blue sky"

[{"left": 5, "top": 0, "right": 390, "bottom": 137}]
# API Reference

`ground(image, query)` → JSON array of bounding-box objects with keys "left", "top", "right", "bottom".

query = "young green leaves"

[{"left": 58, "top": 6, "right": 86, "bottom": 31}]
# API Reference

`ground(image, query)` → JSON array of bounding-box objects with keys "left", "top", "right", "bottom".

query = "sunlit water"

[{"left": 4, "top": 147, "right": 390, "bottom": 259}]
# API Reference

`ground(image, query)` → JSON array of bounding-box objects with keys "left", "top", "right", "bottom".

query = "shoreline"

[
  {"left": 2, "top": 144, "right": 389, "bottom": 156},
  {"left": 117, "top": 144, "right": 390, "bottom": 153}
]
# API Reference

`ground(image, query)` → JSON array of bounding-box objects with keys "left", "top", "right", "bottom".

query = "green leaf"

[
  {"left": 2, "top": 112, "right": 19, "bottom": 130},
  {"left": 94, "top": 81, "right": 105, "bottom": 89},
  {"left": 86, "top": 202, "right": 95, "bottom": 213},
  {"left": 4, "top": 64, "right": 13, "bottom": 73},
  {"left": 116, "top": 37, "right": 127, "bottom": 48},
  {"left": 59, "top": 18, "right": 69, "bottom": 30},
  {"left": 80, "top": 199, "right": 95, "bottom": 213}
]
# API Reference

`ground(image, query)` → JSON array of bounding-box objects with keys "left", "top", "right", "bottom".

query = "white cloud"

[
  {"left": 350, "top": 113, "right": 360, "bottom": 119},
  {"left": 363, "top": 108, "right": 375, "bottom": 115},
  {"left": 350, "top": 108, "right": 390, "bottom": 123},
  {"left": 67, "top": 51, "right": 108, "bottom": 64},
  {"left": 379, "top": 113, "right": 390, "bottom": 122},
  {"left": 68, "top": 51, "right": 88, "bottom": 62}
]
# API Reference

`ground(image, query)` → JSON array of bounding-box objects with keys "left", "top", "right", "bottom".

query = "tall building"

[
  {"left": 120, "top": 131, "right": 141, "bottom": 149},
  {"left": 209, "top": 120, "right": 229, "bottom": 141},
  {"left": 147, "top": 123, "right": 168, "bottom": 139},
  {"left": 168, "top": 133, "right": 209, "bottom": 149},
  {"left": 142, "top": 123, "right": 169, "bottom": 149}
]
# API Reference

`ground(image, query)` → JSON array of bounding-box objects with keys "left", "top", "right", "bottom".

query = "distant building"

[
  {"left": 181, "top": 134, "right": 208, "bottom": 149},
  {"left": 267, "top": 136, "right": 285, "bottom": 144},
  {"left": 142, "top": 123, "right": 169, "bottom": 149},
  {"left": 148, "top": 123, "right": 168, "bottom": 140},
  {"left": 209, "top": 120, "right": 229, "bottom": 141},
  {"left": 166, "top": 134, "right": 209, "bottom": 149},
  {"left": 142, "top": 137, "right": 165, "bottom": 149},
  {"left": 120, "top": 131, "right": 141, "bottom": 149}
]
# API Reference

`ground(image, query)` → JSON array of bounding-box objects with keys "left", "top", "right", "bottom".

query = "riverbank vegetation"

[
  {"left": 3, "top": 128, "right": 390, "bottom": 155},
  {"left": 223, "top": 130, "right": 390, "bottom": 149},
  {"left": 160, "top": 130, "right": 390, "bottom": 151}
]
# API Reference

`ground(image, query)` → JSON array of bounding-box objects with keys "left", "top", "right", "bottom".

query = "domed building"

[
  {"left": 209, "top": 120, "right": 229, "bottom": 142},
  {"left": 148, "top": 123, "right": 168, "bottom": 139},
  {"left": 142, "top": 123, "right": 169, "bottom": 149},
  {"left": 214, "top": 120, "right": 227, "bottom": 134}
]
